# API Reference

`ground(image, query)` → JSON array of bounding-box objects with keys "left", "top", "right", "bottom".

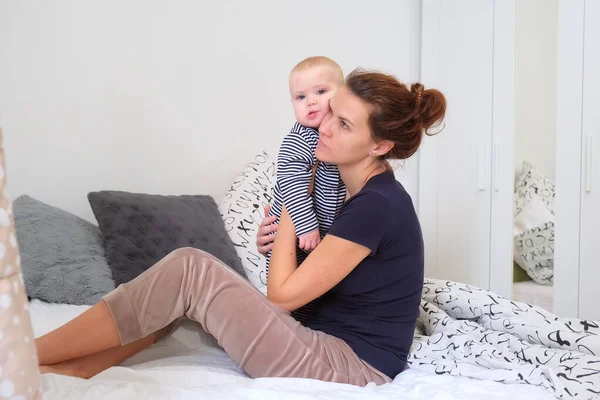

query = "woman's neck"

[{"left": 339, "top": 160, "right": 387, "bottom": 198}]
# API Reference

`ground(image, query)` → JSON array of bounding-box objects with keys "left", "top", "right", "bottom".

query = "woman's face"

[{"left": 315, "top": 85, "right": 376, "bottom": 166}]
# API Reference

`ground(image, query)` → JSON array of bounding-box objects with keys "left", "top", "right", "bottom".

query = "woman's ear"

[{"left": 373, "top": 140, "right": 394, "bottom": 157}]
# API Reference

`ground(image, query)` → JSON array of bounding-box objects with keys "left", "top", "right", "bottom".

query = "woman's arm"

[{"left": 267, "top": 205, "right": 370, "bottom": 312}]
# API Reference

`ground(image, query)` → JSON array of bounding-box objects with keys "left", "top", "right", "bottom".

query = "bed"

[
  {"left": 30, "top": 299, "right": 554, "bottom": 400},
  {"left": 28, "top": 276, "right": 600, "bottom": 400},
  {"left": 512, "top": 280, "right": 553, "bottom": 312},
  {"left": 10, "top": 152, "right": 600, "bottom": 400}
]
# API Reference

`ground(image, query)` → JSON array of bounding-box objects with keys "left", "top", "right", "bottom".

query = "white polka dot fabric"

[{"left": 0, "top": 129, "right": 41, "bottom": 399}]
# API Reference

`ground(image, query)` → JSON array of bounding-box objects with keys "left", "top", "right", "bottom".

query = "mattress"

[
  {"left": 29, "top": 300, "right": 554, "bottom": 400},
  {"left": 512, "top": 280, "right": 553, "bottom": 312}
]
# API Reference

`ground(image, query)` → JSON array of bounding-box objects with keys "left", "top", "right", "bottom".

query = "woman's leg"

[
  {"left": 40, "top": 334, "right": 156, "bottom": 378},
  {"left": 36, "top": 301, "right": 121, "bottom": 365},
  {"left": 101, "top": 247, "right": 391, "bottom": 386}
]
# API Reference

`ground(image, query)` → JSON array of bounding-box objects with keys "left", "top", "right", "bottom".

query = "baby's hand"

[{"left": 298, "top": 229, "right": 321, "bottom": 251}]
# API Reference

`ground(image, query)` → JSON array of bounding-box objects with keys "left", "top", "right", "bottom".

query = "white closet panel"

[
  {"left": 579, "top": 0, "right": 600, "bottom": 321},
  {"left": 420, "top": 0, "right": 514, "bottom": 295},
  {"left": 555, "top": 0, "right": 600, "bottom": 319},
  {"left": 554, "top": 0, "right": 585, "bottom": 318},
  {"left": 489, "top": 1, "right": 516, "bottom": 299},
  {"left": 421, "top": 0, "right": 494, "bottom": 288}
]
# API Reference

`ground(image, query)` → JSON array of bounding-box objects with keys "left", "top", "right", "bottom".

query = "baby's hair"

[{"left": 291, "top": 56, "right": 344, "bottom": 86}]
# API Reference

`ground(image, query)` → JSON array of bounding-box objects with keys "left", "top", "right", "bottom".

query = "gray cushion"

[
  {"left": 87, "top": 190, "right": 247, "bottom": 285},
  {"left": 13, "top": 195, "right": 115, "bottom": 305}
]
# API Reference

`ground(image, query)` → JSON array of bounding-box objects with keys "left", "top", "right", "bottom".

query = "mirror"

[{"left": 511, "top": 0, "right": 558, "bottom": 312}]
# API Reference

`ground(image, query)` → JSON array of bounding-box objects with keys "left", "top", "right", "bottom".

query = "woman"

[{"left": 36, "top": 69, "right": 446, "bottom": 386}]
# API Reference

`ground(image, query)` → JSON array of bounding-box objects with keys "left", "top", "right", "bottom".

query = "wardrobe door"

[
  {"left": 420, "top": 0, "right": 494, "bottom": 289},
  {"left": 488, "top": 1, "right": 516, "bottom": 300},
  {"left": 555, "top": 0, "right": 584, "bottom": 318},
  {"left": 578, "top": 0, "right": 600, "bottom": 321}
]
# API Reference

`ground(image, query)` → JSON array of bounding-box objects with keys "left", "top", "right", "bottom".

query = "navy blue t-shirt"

[{"left": 304, "top": 170, "right": 424, "bottom": 379}]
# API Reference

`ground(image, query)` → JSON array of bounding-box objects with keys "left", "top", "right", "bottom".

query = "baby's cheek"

[
  {"left": 291, "top": 103, "right": 303, "bottom": 116},
  {"left": 325, "top": 91, "right": 338, "bottom": 101}
]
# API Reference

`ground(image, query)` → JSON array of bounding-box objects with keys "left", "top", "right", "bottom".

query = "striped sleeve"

[{"left": 277, "top": 129, "right": 319, "bottom": 237}]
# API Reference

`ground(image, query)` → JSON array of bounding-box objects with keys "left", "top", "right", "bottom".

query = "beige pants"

[{"left": 103, "top": 247, "right": 391, "bottom": 386}]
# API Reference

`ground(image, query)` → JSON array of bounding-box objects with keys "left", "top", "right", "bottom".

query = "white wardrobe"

[
  {"left": 554, "top": 0, "right": 600, "bottom": 321},
  {"left": 419, "top": 0, "right": 599, "bottom": 319}
]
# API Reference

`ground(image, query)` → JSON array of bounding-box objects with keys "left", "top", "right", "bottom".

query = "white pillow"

[
  {"left": 513, "top": 162, "right": 555, "bottom": 285},
  {"left": 218, "top": 151, "right": 275, "bottom": 292},
  {"left": 514, "top": 161, "right": 555, "bottom": 216},
  {"left": 514, "top": 221, "right": 554, "bottom": 285},
  {"left": 513, "top": 196, "right": 554, "bottom": 237}
]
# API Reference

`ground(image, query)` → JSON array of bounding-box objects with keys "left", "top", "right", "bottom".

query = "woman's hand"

[{"left": 256, "top": 204, "right": 278, "bottom": 256}]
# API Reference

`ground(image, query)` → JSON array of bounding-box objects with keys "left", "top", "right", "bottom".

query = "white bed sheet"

[
  {"left": 29, "top": 300, "right": 554, "bottom": 400},
  {"left": 512, "top": 280, "right": 554, "bottom": 312}
]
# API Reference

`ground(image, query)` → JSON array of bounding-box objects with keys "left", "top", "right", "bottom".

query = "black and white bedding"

[
  {"left": 31, "top": 298, "right": 553, "bottom": 400},
  {"left": 21, "top": 152, "right": 599, "bottom": 399},
  {"left": 31, "top": 278, "right": 599, "bottom": 400},
  {"left": 411, "top": 279, "right": 600, "bottom": 399}
]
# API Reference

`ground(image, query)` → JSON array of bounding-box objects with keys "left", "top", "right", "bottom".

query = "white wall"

[
  {"left": 0, "top": 0, "right": 421, "bottom": 222},
  {"left": 514, "top": 0, "right": 558, "bottom": 180}
]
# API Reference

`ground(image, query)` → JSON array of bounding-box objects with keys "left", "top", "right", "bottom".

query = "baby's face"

[{"left": 289, "top": 66, "right": 342, "bottom": 129}]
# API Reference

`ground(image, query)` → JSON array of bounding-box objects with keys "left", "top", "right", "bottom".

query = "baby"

[{"left": 266, "top": 56, "right": 347, "bottom": 272}]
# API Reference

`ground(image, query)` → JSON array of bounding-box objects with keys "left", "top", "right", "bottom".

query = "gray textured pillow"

[
  {"left": 87, "top": 190, "right": 247, "bottom": 286},
  {"left": 13, "top": 195, "right": 115, "bottom": 305}
]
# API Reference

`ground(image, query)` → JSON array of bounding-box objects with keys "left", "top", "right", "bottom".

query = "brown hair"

[
  {"left": 345, "top": 68, "right": 446, "bottom": 160},
  {"left": 291, "top": 56, "right": 344, "bottom": 86}
]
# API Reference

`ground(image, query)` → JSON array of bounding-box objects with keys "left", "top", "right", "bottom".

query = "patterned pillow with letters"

[
  {"left": 513, "top": 162, "right": 555, "bottom": 284},
  {"left": 514, "top": 161, "right": 555, "bottom": 216},
  {"left": 514, "top": 221, "right": 554, "bottom": 285},
  {"left": 218, "top": 151, "right": 275, "bottom": 292}
]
